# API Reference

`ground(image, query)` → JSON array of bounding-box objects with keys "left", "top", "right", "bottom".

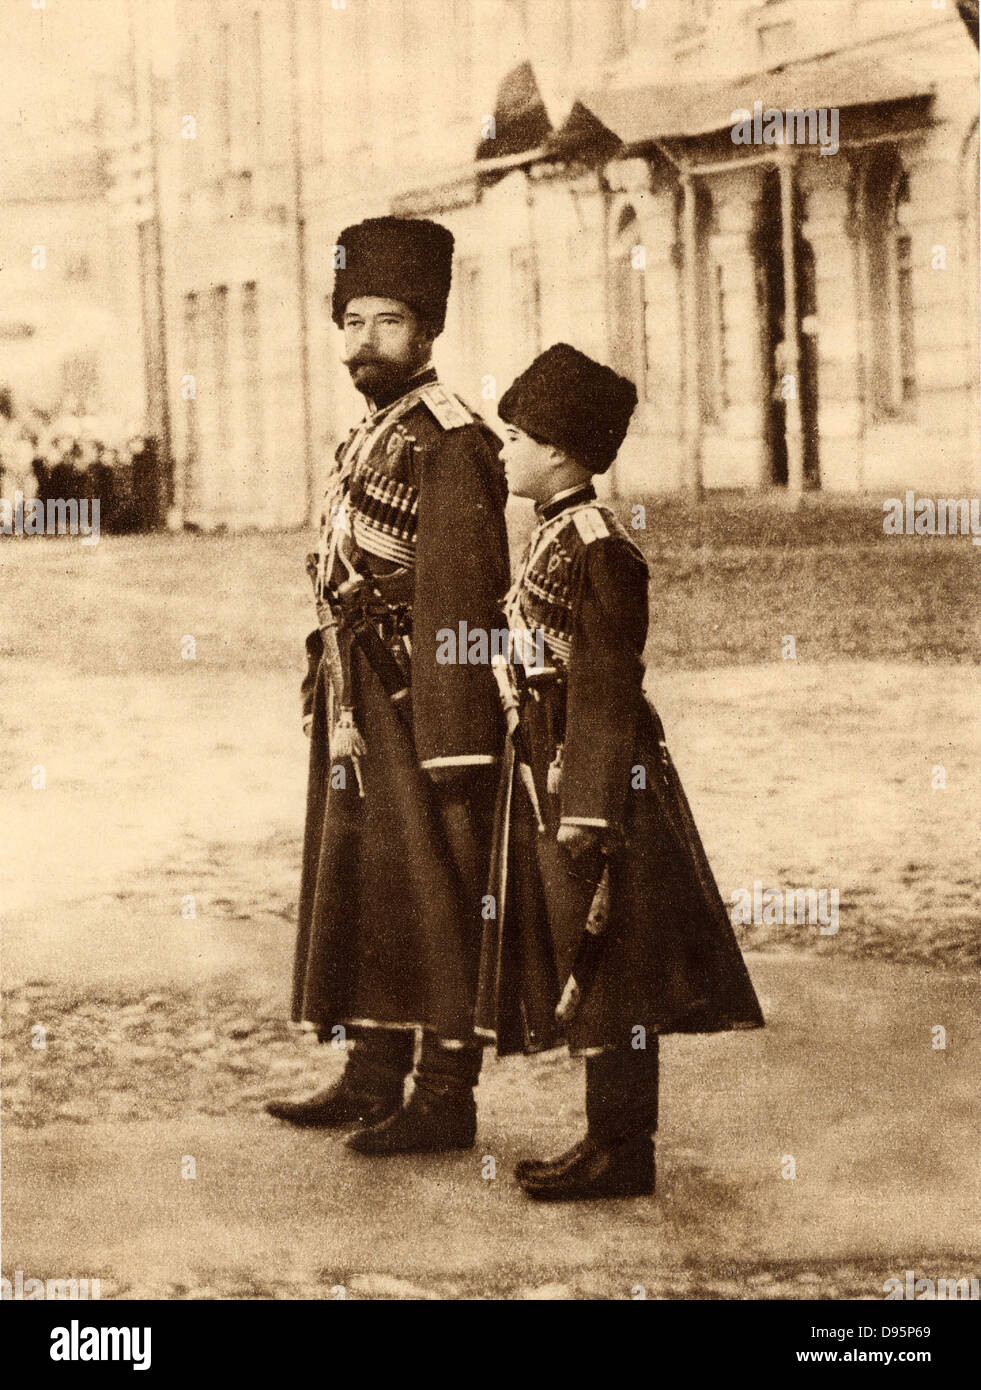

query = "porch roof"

[{"left": 565, "top": 51, "right": 935, "bottom": 147}]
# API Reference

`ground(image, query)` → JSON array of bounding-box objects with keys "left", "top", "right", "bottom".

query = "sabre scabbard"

[{"left": 491, "top": 652, "right": 546, "bottom": 834}]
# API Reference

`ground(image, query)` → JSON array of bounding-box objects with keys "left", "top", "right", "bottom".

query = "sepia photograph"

[{"left": 1, "top": 0, "right": 979, "bottom": 1340}]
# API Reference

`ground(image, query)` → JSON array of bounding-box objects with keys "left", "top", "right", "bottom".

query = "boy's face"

[{"left": 499, "top": 423, "right": 555, "bottom": 501}]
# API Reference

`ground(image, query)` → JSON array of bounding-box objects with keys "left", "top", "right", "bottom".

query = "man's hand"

[
  {"left": 302, "top": 713, "right": 313, "bottom": 738},
  {"left": 557, "top": 823, "right": 605, "bottom": 864}
]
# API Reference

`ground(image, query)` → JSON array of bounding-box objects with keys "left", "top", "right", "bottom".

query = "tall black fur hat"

[
  {"left": 331, "top": 217, "right": 455, "bottom": 333},
  {"left": 498, "top": 343, "right": 638, "bottom": 473}
]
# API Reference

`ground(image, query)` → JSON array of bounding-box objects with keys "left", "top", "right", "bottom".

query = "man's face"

[
  {"left": 499, "top": 424, "right": 555, "bottom": 501},
  {"left": 342, "top": 297, "right": 433, "bottom": 399}
]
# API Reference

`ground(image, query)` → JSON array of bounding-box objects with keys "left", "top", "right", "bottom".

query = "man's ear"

[{"left": 410, "top": 310, "right": 437, "bottom": 347}]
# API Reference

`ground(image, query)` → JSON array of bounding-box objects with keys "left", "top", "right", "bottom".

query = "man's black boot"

[
  {"left": 516, "top": 1041, "right": 659, "bottom": 1199},
  {"left": 265, "top": 1027, "right": 413, "bottom": 1129},
  {"left": 343, "top": 1083, "right": 477, "bottom": 1153},
  {"left": 345, "top": 1034, "right": 481, "bottom": 1154},
  {"left": 265, "top": 1076, "right": 403, "bottom": 1129},
  {"left": 516, "top": 1133, "right": 654, "bottom": 1200}
]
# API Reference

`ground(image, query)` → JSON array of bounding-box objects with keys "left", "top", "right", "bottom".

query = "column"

[
  {"left": 681, "top": 172, "right": 703, "bottom": 498},
  {"left": 799, "top": 154, "right": 865, "bottom": 492},
  {"left": 778, "top": 153, "right": 804, "bottom": 500},
  {"left": 705, "top": 168, "right": 767, "bottom": 490},
  {"left": 902, "top": 140, "right": 973, "bottom": 491},
  {"left": 641, "top": 184, "right": 685, "bottom": 491}
]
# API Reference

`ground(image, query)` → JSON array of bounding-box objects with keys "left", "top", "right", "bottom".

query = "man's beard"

[{"left": 345, "top": 356, "right": 414, "bottom": 402}]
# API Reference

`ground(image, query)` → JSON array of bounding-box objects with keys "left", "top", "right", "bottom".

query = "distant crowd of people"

[{"left": 0, "top": 389, "right": 160, "bottom": 533}]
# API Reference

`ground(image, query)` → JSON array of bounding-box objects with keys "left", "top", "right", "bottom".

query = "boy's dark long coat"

[
  {"left": 291, "top": 370, "right": 509, "bottom": 1043},
  {"left": 475, "top": 493, "right": 765, "bottom": 1056}
]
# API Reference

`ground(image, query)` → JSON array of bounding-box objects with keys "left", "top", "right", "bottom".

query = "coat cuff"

[
  {"left": 420, "top": 754, "right": 498, "bottom": 771},
  {"left": 559, "top": 816, "right": 610, "bottom": 829}
]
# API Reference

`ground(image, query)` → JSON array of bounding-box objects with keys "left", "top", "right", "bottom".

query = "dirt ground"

[{"left": 1, "top": 532, "right": 979, "bottom": 1299}]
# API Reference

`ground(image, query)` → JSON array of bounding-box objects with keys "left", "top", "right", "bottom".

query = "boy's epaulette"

[
  {"left": 417, "top": 383, "right": 475, "bottom": 430},
  {"left": 564, "top": 503, "right": 648, "bottom": 567},
  {"left": 570, "top": 505, "right": 611, "bottom": 544}
]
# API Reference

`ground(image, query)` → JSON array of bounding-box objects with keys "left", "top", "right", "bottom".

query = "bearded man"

[{"left": 267, "top": 217, "right": 509, "bottom": 1154}]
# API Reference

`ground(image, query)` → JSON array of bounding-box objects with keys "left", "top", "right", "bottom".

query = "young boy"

[{"left": 475, "top": 343, "right": 764, "bottom": 1201}]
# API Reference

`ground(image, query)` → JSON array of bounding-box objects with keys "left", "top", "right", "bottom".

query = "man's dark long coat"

[
  {"left": 475, "top": 488, "right": 765, "bottom": 1056},
  {"left": 291, "top": 369, "right": 509, "bottom": 1043}
]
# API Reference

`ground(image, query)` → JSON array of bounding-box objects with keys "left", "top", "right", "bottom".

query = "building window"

[
  {"left": 560, "top": 3, "right": 575, "bottom": 66},
  {"left": 961, "top": 127, "right": 980, "bottom": 398},
  {"left": 454, "top": 256, "right": 483, "bottom": 405},
  {"left": 566, "top": 228, "right": 601, "bottom": 357},
  {"left": 60, "top": 352, "right": 98, "bottom": 411},
  {"left": 308, "top": 0, "right": 324, "bottom": 161},
  {"left": 757, "top": 21, "right": 795, "bottom": 65},
  {"left": 209, "top": 285, "right": 230, "bottom": 465},
  {"left": 511, "top": 246, "right": 541, "bottom": 369},
  {"left": 241, "top": 10, "right": 262, "bottom": 167},
  {"left": 241, "top": 282, "right": 263, "bottom": 510},
  {"left": 675, "top": 0, "right": 713, "bottom": 43},
  {"left": 607, "top": 0, "right": 643, "bottom": 59},
  {"left": 350, "top": 2, "right": 374, "bottom": 164},
  {"left": 866, "top": 152, "right": 916, "bottom": 419},
  {"left": 217, "top": 22, "right": 232, "bottom": 161},
  {"left": 178, "top": 44, "right": 203, "bottom": 184},
  {"left": 183, "top": 293, "right": 200, "bottom": 511},
  {"left": 450, "top": 0, "right": 475, "bottom": 119},
  {"left": 64, "top": 252, "right": 91, "bottom": 282},
  {"left": 608, "top": 205, "right": 648, "bottom": 402},
  {"left": 395, "top": 0, "right": 418, "bottom": 136}
]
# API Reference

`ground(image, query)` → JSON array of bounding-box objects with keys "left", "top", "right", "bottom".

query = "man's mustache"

[{"left": 344, "top": 355, "right": 388, "bottom": 369}]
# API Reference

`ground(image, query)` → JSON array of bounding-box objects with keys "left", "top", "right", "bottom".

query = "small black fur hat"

[{"left": 498, "top": 343, "right": 638, "bottom": 473}]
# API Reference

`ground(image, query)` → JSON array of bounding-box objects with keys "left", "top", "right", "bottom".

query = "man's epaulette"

[{"left": 417, "top": 382, "right": 475, "bottom": 430}]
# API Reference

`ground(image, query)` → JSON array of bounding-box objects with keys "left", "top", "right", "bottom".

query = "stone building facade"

[
  {"left": 166, "top": 0, "right": 979, "bottom": 528},
  {"left": 1, "top": 117, "right": 145, "bottom": 427}
]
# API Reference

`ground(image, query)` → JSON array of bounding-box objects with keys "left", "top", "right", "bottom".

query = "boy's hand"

[
  {"left": 557, "top": 823, "right": 605, "bottom": 863},
  {"left": 302, "top": 714, "right": 313, "bottom": 738}
]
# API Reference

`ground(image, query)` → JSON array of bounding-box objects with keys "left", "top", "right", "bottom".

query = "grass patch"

[{"left": 1, "top": 499, "right": 978, "bottom": 677}]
